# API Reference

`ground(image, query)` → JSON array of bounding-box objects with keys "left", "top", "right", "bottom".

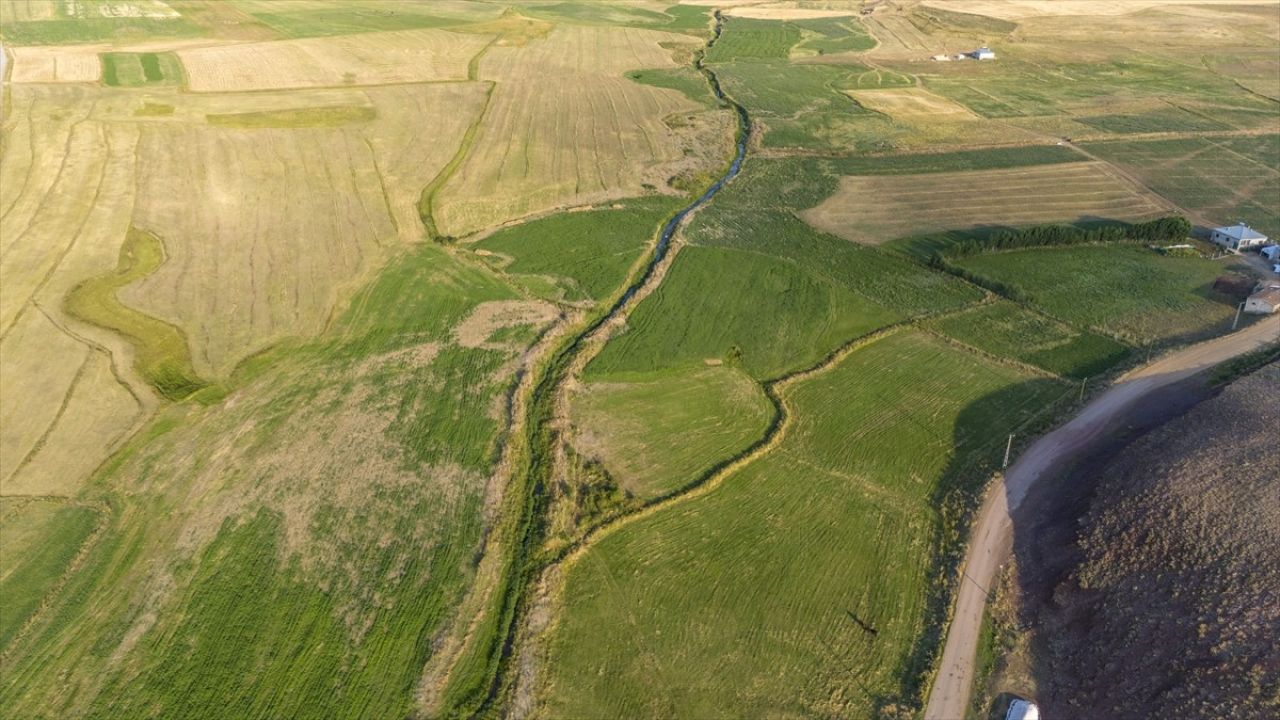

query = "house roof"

[
  {"left": 1249, "top": 287, "right": 1280, "bottom": 305},
  {"left": 1215, "top": 223, "right": 1267, "bottom": 241}
]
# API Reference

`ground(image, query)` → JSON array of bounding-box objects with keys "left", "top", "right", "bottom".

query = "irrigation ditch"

[{"left": 437, "top": 12, "right": 753, "bottom": 718}]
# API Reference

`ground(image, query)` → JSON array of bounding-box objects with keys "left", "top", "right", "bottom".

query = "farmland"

[
  {"left": 954, "top": 245, "right": 1240, "bottom": 344},
  {"left": 803, "top": 162, "right": 1171, "bottom": 244},
  {"left": 3, "top": 1, "right": 1278, "bottom": 719},
  {"left": 541, "top": 330, "right": 1070, "bottom": 718}
]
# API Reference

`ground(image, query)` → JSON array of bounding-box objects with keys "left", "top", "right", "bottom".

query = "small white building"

[
  {"left": 973, "top": 47, "right": 996, "bottom": 60},
  {"left": 1245, "top": 284, "right": 1280, "bottom": 315},
  {"left": 1210, "top": 223, "right": 1269, "bottom": 251},
  {"left": 1261, "top": 244, "right": 1280, "bottom": 260}
]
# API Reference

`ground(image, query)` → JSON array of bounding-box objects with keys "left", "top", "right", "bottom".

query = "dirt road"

[{"left": 923, "top": 316, "right": 1279, "bottom": 720}]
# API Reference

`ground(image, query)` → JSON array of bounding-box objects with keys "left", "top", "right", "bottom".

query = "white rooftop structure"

[
  {"left": 1210, "top": 223, "right": 1268, "bottom": 251},
  {"left": 974, "top": 47, "right": 996, "bottom": 60}
]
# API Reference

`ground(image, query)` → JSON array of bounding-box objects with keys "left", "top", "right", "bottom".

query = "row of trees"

[{"left": 942, "top": 216, "right": 1192, "bottom": 258}]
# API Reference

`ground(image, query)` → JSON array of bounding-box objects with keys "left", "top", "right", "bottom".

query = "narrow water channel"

[{"left": 471, "top": 13, "right": 752, "bottom": 716}]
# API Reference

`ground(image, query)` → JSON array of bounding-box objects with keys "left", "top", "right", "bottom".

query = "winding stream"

[{"left": 466, "top": 12, "right": 752, "bottom": 717}]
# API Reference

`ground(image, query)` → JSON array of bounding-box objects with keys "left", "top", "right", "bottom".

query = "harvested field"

[
  {"left": 847, "top": 87, "right": 978, "bottom": 120},
  {"left": 0, "top": 0, "right": 58, "bottom": 23},
  {"left": 7, "top": 46, "right": 102, "bottom": 83},
  {"left": 724, "top": 6, "right": 858, "bottom": 20},
  {"left": 123, "top": 122, "right": 393, "bottom": 376},
  {"left": 175, "top": 28, "right": 489, "bottom": 91},
  {"left": 435, "top": 25, "right": 722, "bottom": 237},
  {"left": 802, "top": 161, "right": 1171, "bottom": 244}
]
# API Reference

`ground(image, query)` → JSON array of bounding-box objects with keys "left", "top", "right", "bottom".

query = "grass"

[
  {"left": 705, "top": 17, "right": 801, "bottom": 62},
  {"left": 205, "top": 105, "right": 376, "bottom": 129},
  {"left": 64, "top": 228, "right": 207, "bottom": 400},
  {"left": 925, "top": 300, "right": 1132, "bottom": 378},
  {"left": 0, "top": 498, "right": 99, "bottom": 650},
  {"left": 793, "top": 16, "right": 877, "bottom": 55},
  {"left": 246, "top": 7, "right": 458, "bottom": 38},
  {"left": 1081, "top": 134, "right": 1280, "bottom": 238},
  {"left": 625, "top": 67, "right": 714, "bottom": 104},
  {"left": 474, "top": 197, "right": 678, "bottom": 302},
  {"left": 0, "top": 16, "right": 200, "bottom": 44},
  {"left": 101, "top": 52, "right": 183, "bottom": 87},
  {"left": 954, "top": 245, "right": 1238, "bottom": 345},
  {"left": 2, "top": 245, "right": 532, "bottom": 719},
  {"left": 586, "top": 244, "right": 903, "bottom": 380},
  {"left": 571, "top": 366, "right": 772, "bottom": 499},
  {"left": 544, "top": 330, "right": 1069, "bottom": 718}
]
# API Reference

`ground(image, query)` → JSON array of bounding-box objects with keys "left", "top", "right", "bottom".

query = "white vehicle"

[{"left": 1006, "top": 698, "right": 1041, "bottom": 720}]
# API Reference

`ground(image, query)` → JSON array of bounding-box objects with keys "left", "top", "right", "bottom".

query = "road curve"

[{"left": 924, "top": 316, "right": 1280, "bottom": 720}]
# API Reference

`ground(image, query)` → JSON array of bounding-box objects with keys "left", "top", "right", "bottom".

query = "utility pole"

[
  {"left": 1232, "top": 301, "right": 1245, "bottom": 330},
  {"left": 1003, "top": 433, "right": 1015, "bottom": 469}
]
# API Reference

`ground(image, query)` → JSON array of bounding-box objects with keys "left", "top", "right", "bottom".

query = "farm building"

[
  {"left": 973, "top": 47, "right": 997, "bottom": 60},
  {"left": 1209, "top": 223, "right": 1268, "bottom": 251},
  {"left": 1261, "top": 244, "right": 1280, "bottom": 261},
  {"left": 1244, "top": 284, "right": 1280, "bottom": 315}
]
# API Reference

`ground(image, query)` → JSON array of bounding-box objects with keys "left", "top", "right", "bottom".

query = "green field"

[
  {"left": 1, "top": 243, "right": 548, "bottom": 719},
  {"left": 1082, "top": 135, "right": 1280, "bottom": 238},
  {"left": 705, "top": 17, "right": 800, "bottom": 62},
  {"left": 955, "top": 245, "right": 1238, "bottom": 344},
  {"left": 571, "top": 366, "right": 772, "bottom": 499},
  {"left": 544, "top": 330, "right": 1069, "bottom": 718},
  {"left": 793, "top": 16, "right": 876, "bottom": 56},
  {"left": 0, "top": 498, "right": 99, "bottom": 649},
  {"left": 925, "top": 300, "right": 1132, "bottom": 378},
  {"left": 101, "top": 52, "right": 183, "bottom": 87},
  {"left": 0, "top": 17, "right": 200, "bottom": 44},
  {"left": 475, "top": 197, "right": 678, "bottom": 303}
]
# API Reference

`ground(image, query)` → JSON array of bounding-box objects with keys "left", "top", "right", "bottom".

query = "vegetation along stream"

[{"left": 451, "top": 11, "right": 752, "bottom": 718}]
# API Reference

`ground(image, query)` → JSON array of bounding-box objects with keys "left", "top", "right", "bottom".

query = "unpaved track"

[{"left": 924, "top": 316, "right": 1279, "bottom": 720}]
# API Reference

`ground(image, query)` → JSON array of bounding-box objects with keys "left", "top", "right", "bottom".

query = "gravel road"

[{"left": 924, "top": 316, "right": 1280, "bottom": 720}]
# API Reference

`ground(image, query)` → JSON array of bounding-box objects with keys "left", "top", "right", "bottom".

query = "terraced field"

[
  {"left": 541, "top": 330, "right": 1070, "bottom": 718},
  {"left": 803, "top": 162, "right": 1172, "bottom": 244}
]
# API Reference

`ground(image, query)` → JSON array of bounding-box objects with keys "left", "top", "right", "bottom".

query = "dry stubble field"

[{"left": 803, "top": 161, "right": 1172, "bottom": 244}]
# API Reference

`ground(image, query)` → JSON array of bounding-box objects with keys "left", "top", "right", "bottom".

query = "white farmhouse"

[
  {"left": 1210, "top": 223, "right": 1268, "bottom": 251},
  {"left": 973, "top": 47, "right": 996, "bottom": 60}
]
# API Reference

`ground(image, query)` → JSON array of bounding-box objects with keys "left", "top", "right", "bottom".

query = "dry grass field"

[
  {"left": 6, "top": 45, "right": 103, "bottom": 82},
  {"left": 803, "top": 161, "right": 1172, "bottom": 244},
  {"left": 434, "top": 24, "right": 726, "bottom": 237},
  {"left": 848, "top": 87, "right": 979, "bottom": 120},
  {"left": 175, "top": 28, "right": 489, "bottom": 92},
  {"left": 0, "top": 0, "right": 59, "bottom": 23}
]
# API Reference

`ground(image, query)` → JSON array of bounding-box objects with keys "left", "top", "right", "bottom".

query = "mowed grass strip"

[
  {"left": 802, "top": 162, "right": 1170, "bottom": 244},
  {"left": 542, "top": 330, "right": 1069, "bottom": 718},
  {"left": 205, "top": 105, "right": 376, "bottom": 129},
  {"left": 64, "top": 228, "right": 206, "bottom": 400},
  {"left": 924, "top": 299, "right": 1131, "bottom": 378},
  {"left": 101, "top": 52, "right": 183, "bottom": 87},
  {"left": 954, "top": 245, "right": 1237, "bottom": 344},
  {"left": 570, "top": 366, "right": 772, "bottom": 499}
]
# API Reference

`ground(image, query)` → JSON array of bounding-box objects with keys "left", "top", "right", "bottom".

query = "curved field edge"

[
  {"left": 536, "top": 327, "right": 1074, "bottom": 717},
  {"left": 432, "top": 15, "right": 749, "bottom": 717},
  {"left": 63, "top": 227, "right": 207, "bottom": 401}
]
